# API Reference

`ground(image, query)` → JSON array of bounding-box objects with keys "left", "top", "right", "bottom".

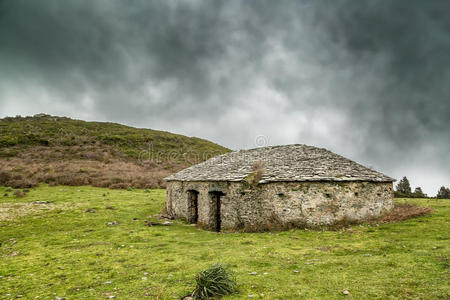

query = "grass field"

[{"left": 0, "top": 186, "right": 448, "bottom": 299}]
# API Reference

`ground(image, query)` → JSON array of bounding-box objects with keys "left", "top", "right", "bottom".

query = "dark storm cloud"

[{"left": 0, "top": 0, "right": 449, "bottom": 194}]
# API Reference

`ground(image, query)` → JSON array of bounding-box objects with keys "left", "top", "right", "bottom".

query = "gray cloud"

[{"left": 0, "top": 0, "right": 449, "bottom": 194}]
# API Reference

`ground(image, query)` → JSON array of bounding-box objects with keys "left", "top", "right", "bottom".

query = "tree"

[
  {"left": 396, "top": 176, "right": 411, "bottom": 195},
  {"left": 412, "top": 187, "right": 426, "bottom": 198},
  {"left": 436, "top": 186, "right": 450, "bottom": 199}
]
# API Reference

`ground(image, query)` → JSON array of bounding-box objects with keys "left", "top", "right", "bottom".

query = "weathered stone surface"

[
  {"left": 165, "top": 144, "right": 394, "bottom": 183},
  {"left": 166, "top": 180, "right": 394, "bottom": 232},
  {"left": 165, "top": 144, "right": 394, "bottom": 232}
]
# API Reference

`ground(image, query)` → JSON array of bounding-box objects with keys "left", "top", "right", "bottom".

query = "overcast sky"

[{"left": 0, "top": 0, "right": 449, "bottom": 195}]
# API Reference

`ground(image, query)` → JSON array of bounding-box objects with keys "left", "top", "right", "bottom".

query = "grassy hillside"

[
  {"left": 0, "top": 114, "right": 230, "bottom": 189},
  {"left": 0, "top": 185, "right": 448, "bottom": 299}
]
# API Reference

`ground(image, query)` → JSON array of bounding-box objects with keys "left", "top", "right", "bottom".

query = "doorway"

[
  {"left": 209, "top": 191, "right": 224, "bottom": 232},
  {"left": 187, "top": 190, "right": 199, "bottom": 224}
]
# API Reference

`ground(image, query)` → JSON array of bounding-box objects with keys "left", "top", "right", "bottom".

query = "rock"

[
  {"left": 248, "top": 272, "right": 257, "bottom": 275},
  {"left": 108, "top": 296, "right": 116, "bottom": 299},
  {"left": 32, "top": 201, "right": 52, "bottom": 204},
  {"left": 293, "top": 270, "right": 299, "bottom": 273},
  {"left": 142, "top": 276, "right": 148, "bottom": 280},
  {"left": 343, "top": 290, "right": 350, "bottom": 295},
  {"left": 184, "top": 297, "right": 194, "bottom": 300},
  {"left": 107, "top": 221, "right": 119, "bottom": 226},
  {"left": 85, "top": 208, "right": 96, "bottom": 213},
  {"left": 146, "top": 221, "right": 171, "bottom": 227},
  {"left": 104, "top": 281, "right": 112, "bottom": 284},
  {"left": 143, "top": 272, "right": 149, "bottom": 275},
  {"left": 55, "top": 297, "right": 65, "bottom": 300},
  {"left": 157, "top": 213, "right": 175, "bottom": 220}
]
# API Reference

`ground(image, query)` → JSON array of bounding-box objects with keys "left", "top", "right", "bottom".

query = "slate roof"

[{"left": 165, "top": 144, "right": 395, "bottom": 183}]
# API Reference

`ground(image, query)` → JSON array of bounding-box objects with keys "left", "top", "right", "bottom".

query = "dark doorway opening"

[
  {"left": 209, "top": 191, "right": 224, "bottom": 232},
  {"left": 187, "top": 190, "right": 199, "bottom": 224}
]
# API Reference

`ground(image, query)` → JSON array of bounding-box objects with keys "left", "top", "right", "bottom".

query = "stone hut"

[{"left": 165, "top": 144, "right": 395, "bottom": 232}]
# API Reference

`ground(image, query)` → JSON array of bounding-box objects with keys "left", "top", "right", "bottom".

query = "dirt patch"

[{"left": 374, "top": 204, "right": 433, "bottom": 223}]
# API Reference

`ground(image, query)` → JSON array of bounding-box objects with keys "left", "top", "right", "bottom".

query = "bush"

[
  {"left": 245, "top": 161, "right": 265, "bottom": 186},
  {"left": 0, "top": 136, "right": 18, "bottom": 147},
  {"left": 191, "top": 263, "right": 236, "bottom": 299},
  {"left": 394, "top": 191, "right": 410, "bottom": 198},
  {"left": 0, "top": 170, "right": 11, "bottom": 185},
  {"left": 9, "top": 179, "right": 38, "bottom": 189},
  {"left": 13, "top": 190, "right": 25, "bottom": 198}
]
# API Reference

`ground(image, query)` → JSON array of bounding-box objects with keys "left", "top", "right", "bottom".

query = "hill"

[{"left": 0, "top": 114, "right": 230, "bottom": 189}]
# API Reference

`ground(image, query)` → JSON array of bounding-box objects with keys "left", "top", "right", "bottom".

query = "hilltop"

[{"left": 0, "top": 114, "right": 230, "bottom": 188}]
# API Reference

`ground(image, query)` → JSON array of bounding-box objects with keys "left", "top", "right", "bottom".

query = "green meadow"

[{"left": 0, "top": 186, "right": 448, "bottom": 299}]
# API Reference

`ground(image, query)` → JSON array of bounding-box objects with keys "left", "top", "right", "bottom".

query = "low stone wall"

[{"left": 166, "top": 180, "right": 394, "bottom": 232}]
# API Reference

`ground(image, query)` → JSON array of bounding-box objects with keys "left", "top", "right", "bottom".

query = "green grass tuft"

[{"left": 192, "top": 263, "right": 236, "bottom": 299}]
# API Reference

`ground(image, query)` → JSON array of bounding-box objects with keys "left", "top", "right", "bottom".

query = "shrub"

[
  {"left": 0, "top": 136, "right": 18, "bottom": 147},
  {"left": 394, "top": 191, "right": 409, "bottom": 198},
  {"left": 13, "top": 190, "right": 25, "bottom": 198},
  {"left": 191, "top": 263, "right": 236, "bottom": 299},
  {"left": 7, "top": 178, "right": 38, "bottom": 189},
  {"left": 109, "top": 183, "right": 130, "bottom": 189},
  {"left": 0, "top": 170, "right": 11, "bottom": 185},
  {"left": 245, "top": 161, "right": 265, "bottom": 186}
]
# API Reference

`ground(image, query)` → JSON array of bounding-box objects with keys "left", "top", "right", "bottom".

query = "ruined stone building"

[{"left": 165, "top": 144, "right": 395, "bottom": 232}]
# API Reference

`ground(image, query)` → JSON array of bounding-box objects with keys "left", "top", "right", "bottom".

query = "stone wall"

[{"left": 166, "top": 180, "right": 394, "bottom": 232}]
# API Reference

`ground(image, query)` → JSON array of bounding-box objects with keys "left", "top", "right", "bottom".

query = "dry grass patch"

[
  {"left": 0, "top": 202, "right": 55, "bottom": 221},
  {"left": 376, "top": 203, "right": 433, "bottom": 223},
  {"left": 0, "top": 155, "right": 183, "bottom": 189},
  {"left": 0, "top": 201, "right": 83, "bottom": 221}
]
